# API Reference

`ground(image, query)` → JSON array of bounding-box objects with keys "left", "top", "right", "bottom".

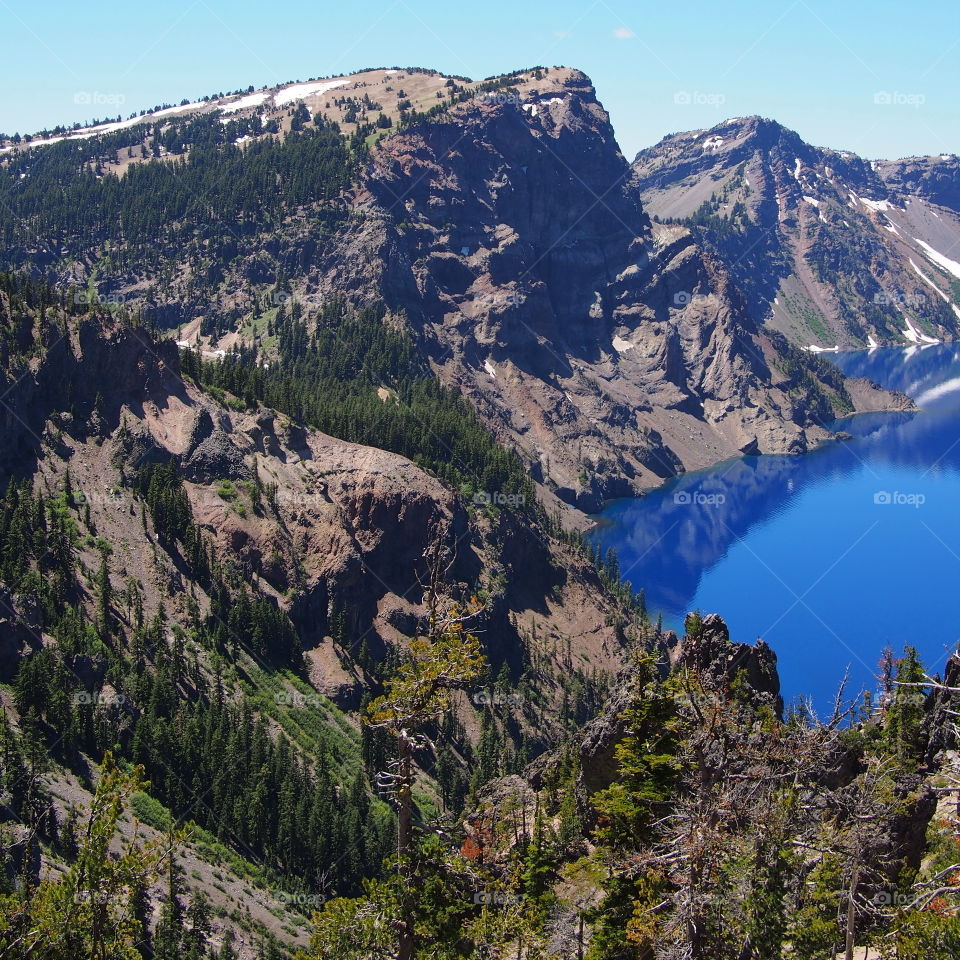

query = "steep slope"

[
  {"left": 632, "top": 117, "right": 960, "bottom": 349},
  {"left": 317, "top": 70, "right": 873, "bottom": 509},
  {"left": 0, "top": 68, "right": 896, "bottom": 513},
  {"left": 0, "top": 277, "right": 637, "bottom": 955}
]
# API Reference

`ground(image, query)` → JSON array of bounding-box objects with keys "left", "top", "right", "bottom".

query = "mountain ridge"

[{"left": 633, "top": 114, "right": 960, "bottom": 351}]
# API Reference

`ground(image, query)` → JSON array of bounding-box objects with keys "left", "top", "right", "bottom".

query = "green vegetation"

[{"left": 182, "top": 298, "right": 536, "bottom": 504}]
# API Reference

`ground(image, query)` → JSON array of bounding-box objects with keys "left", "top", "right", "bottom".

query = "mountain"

[
  {"left": 0, "top": 275, "right": 637, "bottom": 956},
  {"left": 632, "top": 116, "right": 960, "bottom": 350},
  {"left": 0, "top": 68, "right": 903, "bottom": 512},
  {"left": 1, "top": 66, "right": 959, "bottom": 960}
]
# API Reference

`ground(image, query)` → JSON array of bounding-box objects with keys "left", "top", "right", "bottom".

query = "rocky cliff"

[
  {"left": 0, "top": 296, "right": 631, "bottom": 726},
  {"left": 0, "top": 68, "right": 911, "bottom": 512},
  {"left": 319, "top": 71, "right": 885, "bottom": 510},
  {"left": 632, "top": 117, "right": 960, "bottom": 350}
]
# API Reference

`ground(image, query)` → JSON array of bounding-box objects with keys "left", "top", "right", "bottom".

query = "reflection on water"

[{"left": 590, "top": 344, "right": 960, "bottom": 713}]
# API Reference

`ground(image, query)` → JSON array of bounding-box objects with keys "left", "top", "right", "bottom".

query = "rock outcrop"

[
  {"left": 315, "top": 72, "right": 906, "bottom": 509},
  {"left": 632, "top": 117, "right": 960, "bottom": 350},
  {"left": 0, "top": 309, "right": 631, "bottom": 741}
]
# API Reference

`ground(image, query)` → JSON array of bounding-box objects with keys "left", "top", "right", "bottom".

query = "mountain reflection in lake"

[{"left": 590, "top": 344, "right": 960, "bottom": 712}]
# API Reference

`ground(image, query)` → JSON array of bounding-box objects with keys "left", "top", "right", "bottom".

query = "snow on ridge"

[
  {"left": 912, "top": 238, "right": 960, "bottom": 280},
  {"left": 220, "top": 92, "right": 268, "bottom": 113},
  {"left": 152, "top": 101, "right": 205, "bottom": 118},
  {"left": 859, "top": 196, "right": 894, "bottom": 213},
  {"left": 9, "top": 113, "right": 149, "bottom": 150},
  {"left": 274, "top": 79, "right": 349, "bottom": 107},
  {"left": 909, "top": 258, "right": 949, "bottom": 301}
]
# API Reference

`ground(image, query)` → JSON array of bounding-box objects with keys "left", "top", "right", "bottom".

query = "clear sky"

[{"left": 1, "top": 0, "right": 956, "bottom": 160}]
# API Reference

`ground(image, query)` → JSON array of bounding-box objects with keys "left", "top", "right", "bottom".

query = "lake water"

[{"left": 588, "top": 344, "right": 960, "bottom": 713}]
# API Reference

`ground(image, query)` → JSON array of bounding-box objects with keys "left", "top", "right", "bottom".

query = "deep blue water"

[{"left": 588, "top": 344, "right": 960, "bottom": 713}]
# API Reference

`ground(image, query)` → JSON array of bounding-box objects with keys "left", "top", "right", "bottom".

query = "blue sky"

[{"left": 1, "top": 0, "right": 956, "bottom": 159}]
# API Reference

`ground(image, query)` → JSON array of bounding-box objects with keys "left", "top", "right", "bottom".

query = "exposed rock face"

[
  {"left": 664, "top": 612, "right": 783, "bottom": 713},
  {"left": 569, "top": 614, "right": 782, "bottom": 803},
  {"left": 576, "top": 659, "right": 647, "bottom": 798},
  {"left": 632, "top": 117, "right": 960, "bottom": 350},
  {"left": 876, "top": 155, "right": 960, "bottom": 215},
  {"left": 1, "top": 312, "right": 632, "bottom": 741},
  {"left": 317, "top": 72, "right": 887, "bottom": 509}
]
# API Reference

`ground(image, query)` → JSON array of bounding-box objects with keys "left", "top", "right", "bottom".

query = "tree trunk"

[
  {"left": 844, "top": 862, "right": 861, "bottom": 960},
  {"left": 397, "top": 732, "right": 414, "bottom": 960}
]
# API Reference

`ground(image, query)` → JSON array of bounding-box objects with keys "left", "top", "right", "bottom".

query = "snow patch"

[
  {"left": 802, "top": 195, "right": 820, "bottom": 208},
  {"left": 859, "top": 196, "right": 894, "bottom": 212},
  {"left": 522, "top": 103, "right": 538, "bottom": 117},
  {"left": 274, "top": 79, "right": 348, "bottom": 107},
  {"left": 909, "top": 258, "right": 949, "bottom": 301},
  {"left": 792, "top": 157, "right": 802, "bottom": 181},
  {"left": 152, "top": 101, "right": 204, "bottom": 118},
  {"left": 483, "top": 359, "right": 496, "bottom": 379},
  {"left": 220, "top": 92, "right": 268, "bottom": 113},
  {"left": 913, "top": 238, "right": 960, "bottom": 279},
  {"left": 612, "top": 335, "right": 634, "bottom": 353},
  {"left": 807, "top": 344, "right": 839, "bottom": 353},
  {"left": 901, "top": 314, "right": 940, "bottom": 345},
  {"left": 867, "top": 334, "right": 879, "bottom": 350}
]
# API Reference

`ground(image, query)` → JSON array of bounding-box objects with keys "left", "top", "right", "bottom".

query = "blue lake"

[{"left": 588, "top": 344, "right": 960, "bottom": 713}]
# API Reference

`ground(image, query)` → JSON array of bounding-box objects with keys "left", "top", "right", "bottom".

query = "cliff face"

[
  {"left": 0, "top": 305, "right": 630, "bottom": 726},
  {"left": 320, "top": 71, "right": 863, "bottom": 510},
  {"left": 0, "top": 68, "right": 910, "bottom": 512},
  {"left": 632, "top": 117, "right": 960, "bottom": 350}
]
